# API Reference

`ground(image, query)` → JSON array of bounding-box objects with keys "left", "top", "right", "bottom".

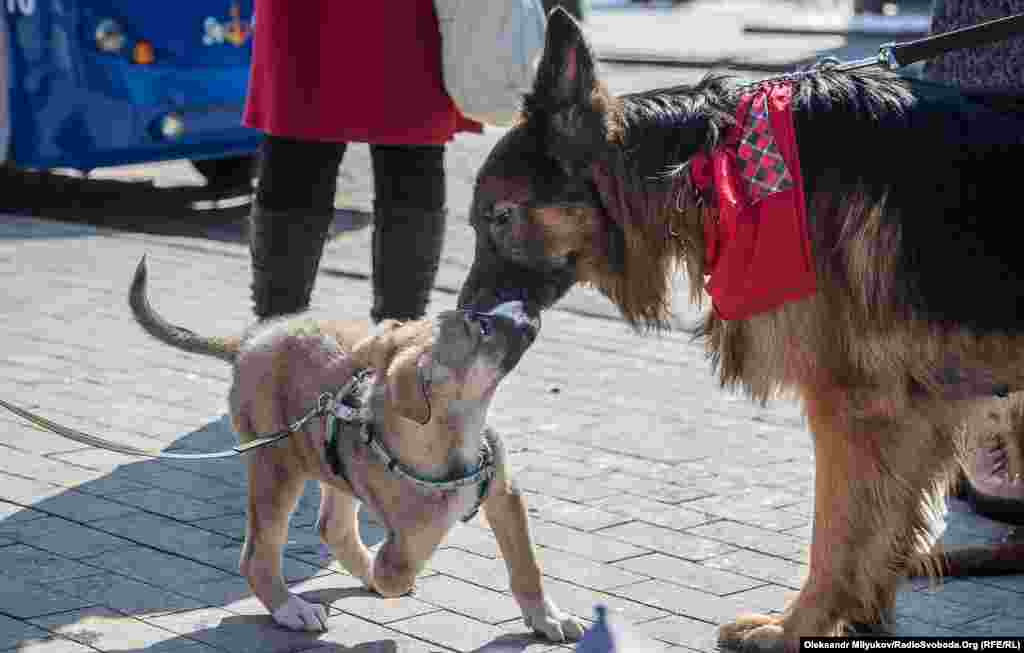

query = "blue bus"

[{"left": 2, "top": 0, "right": 261, "bottom": 186}]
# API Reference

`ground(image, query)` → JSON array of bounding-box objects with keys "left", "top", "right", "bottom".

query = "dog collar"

[{"left": 324, "top": 369, "right": 494, "bottom": 522}]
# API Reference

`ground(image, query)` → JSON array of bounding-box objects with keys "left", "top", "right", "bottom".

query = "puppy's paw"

[
  {"left": 521, "top": 597, "right": 585, "bottom": 642},
  {"left": 271, "top": 595, "right": 329, "bottom": 632}
]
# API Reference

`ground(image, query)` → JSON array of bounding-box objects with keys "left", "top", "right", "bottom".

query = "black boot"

[
  {"left": 370, "top": 202, "right": 446, "bottom": 323},
  {"left": 248, "top": 203, "right": 334, "bottom": 319}
]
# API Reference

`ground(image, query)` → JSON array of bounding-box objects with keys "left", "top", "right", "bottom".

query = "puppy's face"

[{"left": 351, "top": 304, "right": 539, "bottom": 432}]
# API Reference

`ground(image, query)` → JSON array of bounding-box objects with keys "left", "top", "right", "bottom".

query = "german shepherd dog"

[{"left": 458, "top": 8, "right": 1024, "bottom": 649}]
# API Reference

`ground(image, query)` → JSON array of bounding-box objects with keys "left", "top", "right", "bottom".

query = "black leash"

[{"left": 836, "top": 11, "right": 1024, "bottom": 72}]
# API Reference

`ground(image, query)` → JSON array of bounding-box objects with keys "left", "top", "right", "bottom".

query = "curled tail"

[{"left": 130, "top": 256, "right": 240, "bottom": 362}]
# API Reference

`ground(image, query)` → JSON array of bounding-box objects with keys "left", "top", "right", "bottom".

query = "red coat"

[{"left": 243, "top": 2, "right": 481, "bottom": 145}]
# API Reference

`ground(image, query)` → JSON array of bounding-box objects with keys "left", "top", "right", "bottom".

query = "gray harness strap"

[{"left": 323, "top": 372, "right": 494, "bottom": 522}]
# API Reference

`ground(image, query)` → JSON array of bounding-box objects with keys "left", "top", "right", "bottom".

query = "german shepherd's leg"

[
  {"left": 317, "top": 482, "right": 373, "bottom": 587},
  {"left": 720, "top": 387, "right": 957, "bottom": 651},
  {"left": 241, "top": 449, "right": 327, "bottom": 631},
  {"left": 483, "top": 484, "right": 585, "bottom": 642}
]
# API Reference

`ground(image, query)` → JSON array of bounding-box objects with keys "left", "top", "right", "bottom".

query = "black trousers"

[{"left": 255, "top": 135, "right": 446, "bottom": 213}]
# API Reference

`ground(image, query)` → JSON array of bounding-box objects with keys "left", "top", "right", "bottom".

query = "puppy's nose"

[{"left": 480, "top": 301, "right": 540, "bottom": 340}]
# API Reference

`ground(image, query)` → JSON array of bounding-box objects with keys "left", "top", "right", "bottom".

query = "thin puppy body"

[
  {"left": 130, "top": 259, "right": 582, "bottom": 641},
  {"left": 458, "top": 9, "right": 1024, "bottom": 650}
]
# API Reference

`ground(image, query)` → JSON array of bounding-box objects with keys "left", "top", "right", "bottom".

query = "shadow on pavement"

[
  {"left": 0, "top": 166, "right": 372, "bottom": 244},
  {"left": 0, "top": 408, "right": 555, "bottom": 652}
]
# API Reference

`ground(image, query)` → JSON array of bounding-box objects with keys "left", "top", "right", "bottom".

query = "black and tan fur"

[{"left": 458, "top": 9, "right": 1024, "bottom": 649}]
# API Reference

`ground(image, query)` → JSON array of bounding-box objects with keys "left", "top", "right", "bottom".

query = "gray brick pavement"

[
  {"left": 2, "top": 212, "right": 1023, "bottom": 653},
  {"left": 3, "top": 7, "right": 1024, "bottom": 643}
]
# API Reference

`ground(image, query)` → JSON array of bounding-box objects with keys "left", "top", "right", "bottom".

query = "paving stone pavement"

[
  {"left": 3, "top": 3, "right": 1024, "bottom": 650},
  {"left": 2, "top": 207, "right": 1022, "bottom": 653}
]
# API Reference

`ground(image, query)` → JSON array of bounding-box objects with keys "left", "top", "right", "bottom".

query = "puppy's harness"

[{"left": 323, "top": 369, "right": 495, "bottom": 522}]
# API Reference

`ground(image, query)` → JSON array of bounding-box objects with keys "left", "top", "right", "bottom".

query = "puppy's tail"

[{"left": 130, "top": 256, "right": 240, "bottom": 363}]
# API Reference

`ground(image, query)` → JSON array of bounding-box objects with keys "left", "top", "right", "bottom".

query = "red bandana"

[{"left": 690, "top": 82, "right": 816, "bottom": 321}]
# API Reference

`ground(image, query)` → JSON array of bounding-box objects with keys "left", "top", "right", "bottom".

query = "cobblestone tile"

[
  {"left": 489, "top": 625, "right": 572, "bottom": 653},
  {"left": 887, "top": 616, "right": 969, "bottom": 637},
  {"left": 3, "top": 633, "right": 95, "bottom": 653},
  {"left": 44, "top": 572, "right": 206, "bottom": 617},
  {"left": 0, "top": 613, "right": 52, "bottom": 651},
  {"left": 613, "top": 554, "right": 764, "bottom": 596},
  {"left": 388, "top": 611, "right": 507, "bottom": 653},
  {"left": 680, "top": 497, "right": 809, "bottom": 532},
  {"left": 87, "top": 512, "right": 242, "bottom": 563},
  {"left": 105, "top": 462, "right": 245, "bottom": 502},
  {"left": 534, "top": 547, "right": 649, "bottom": 591},
  {"left": 410, "top": 574, "right": 522, "bottom": 624},
  {"left": 609, "top": 579, "right": 786, "bottom": 625},
  {"left": 596, "top": 522, "right": 737, "bottom": 562},
  {"left": 0, "top": 445, "right": 118, "bottom": 489},
  {"left": 0, "top": 474, "right": 66, "bottom": 510},
  {"left": 105, "top": 487, "right": 239, "bottom": 522},
  {"left": 143, "top": 606, "right": 324, "bottom": 653},
  {"left": 521, "top": 496, "right": 629, "bottom": 532},
  {"left": 76, "top": 545, "right": 233, "bottom": 591},
  {"left": 588, "top": 496, "right": 713, "bottom": 531},
  {"left": 0, "top": 501, "right": 51, "bottom": 523},
  {"left": 314, "top": 612, "right": 443, "bottom": 652},
  {"left": 701, "top": 550, "right": 807, "bottom": 590},
  {"left": 30, "top": 606, "right": 193, "bottom": 651},
  {"left": 535, "top": 577, "right": 670, "bottom": 625},
  {"left": 634, "top": 615, "right": 720, "bottom": 651},
  {"left": 0, "top": 516, "right": 134, "bottom": 559},
  {"left": 424, "top": 549, "right": 511, "bottom": 592},
  {"left": 916, "top": 579, "right": 1024, "bottom": 617},
  {"left": 684, "top": 520, "right": 807, "bottom": 562},
  {"left": 0, "top": 545, "right": 105, "bottom": 585},
  {"left": 515, "top": 471, "right": 622, "bottom": 504},
  {"left": 960, "top": 613, "right": 1024, "bottom": 636},
  {"left": 894, "top": 592, "right": 999, "bottom": 629},
  {"left": 16, "top": 489, "right": 141, "bottom": 522},
  {"left": 438, "top": 523, "right": 501, "bottom": 559},
  {"left": 526, "top": 520, "right": 647, "bottom": 563},
  {"left": 0, "top": 573, "right": 96, "bottom": 619}
]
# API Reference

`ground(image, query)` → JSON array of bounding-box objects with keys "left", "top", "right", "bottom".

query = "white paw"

[
  {"left": 522, "top": 597, "right": 586, "bottom": 642},
  {"left": 271, "top": 595, "right": 328, "bottom": 631}
]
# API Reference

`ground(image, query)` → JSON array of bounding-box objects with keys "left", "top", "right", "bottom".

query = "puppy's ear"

[
  {"left": 350, "top": 321, "right": 431, "bottom": 425},
  {"left": 349, "top": 320, "right": 403, "bottom": 371},
  {"left": 388, "top": 352, "right": 431, "bottom": 425}
]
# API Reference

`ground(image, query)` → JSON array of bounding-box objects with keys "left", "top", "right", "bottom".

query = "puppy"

[{"left": 129, "top": 258, "right": 583, "bottom": 641}]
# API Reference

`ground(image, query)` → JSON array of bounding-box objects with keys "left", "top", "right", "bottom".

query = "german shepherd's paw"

[{"left": 718, "top": 614, "right": 789, "bottom": 653}]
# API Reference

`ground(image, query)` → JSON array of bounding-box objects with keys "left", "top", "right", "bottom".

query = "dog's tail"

[{"left": 130, "top": 256, "right": 240, "bottom": 362}]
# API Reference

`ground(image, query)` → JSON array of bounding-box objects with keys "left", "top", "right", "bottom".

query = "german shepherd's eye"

[{"left": 491, "top": 201, "right": 517, "bottom": 225}]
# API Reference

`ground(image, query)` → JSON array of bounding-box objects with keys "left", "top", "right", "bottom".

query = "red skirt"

[{"left": 243, "top": 1, "right": 481, "bottom": 145}]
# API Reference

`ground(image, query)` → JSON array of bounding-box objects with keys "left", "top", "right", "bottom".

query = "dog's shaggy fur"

[{"left": 458, "top": 9, "right": 1024, "bottom": 649}]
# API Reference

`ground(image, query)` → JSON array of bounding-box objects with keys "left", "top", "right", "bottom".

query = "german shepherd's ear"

[
  {"left": 531, "top": 8, "right": 607, "bottom": 161},
  {"left": 533, "top": 8, "right": 598, "bottom": 110}
]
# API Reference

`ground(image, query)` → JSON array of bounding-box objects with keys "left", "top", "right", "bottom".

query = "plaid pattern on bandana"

[
  {"left": 736, "top": 93, "right": 794, "bottom": 200},
  {"left": 688, "top": 81, "right": 816, "bottom": 320}
]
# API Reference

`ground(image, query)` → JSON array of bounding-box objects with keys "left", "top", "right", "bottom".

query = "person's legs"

[
  {"left": 368, "top": 144, "right": 447, "bottom": 323},
  {"left": 249, "top": 136, "right": 346, "bottom": 319}
]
